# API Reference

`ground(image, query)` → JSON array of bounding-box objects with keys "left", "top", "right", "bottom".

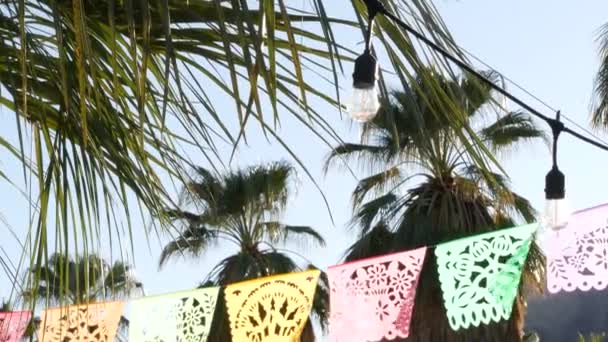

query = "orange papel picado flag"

[
  {"left": 37, "top": 301, "right": 124, "bottom": 342},
  {"left": 224, "top": 270, "right": 320, "bottom": 342}
]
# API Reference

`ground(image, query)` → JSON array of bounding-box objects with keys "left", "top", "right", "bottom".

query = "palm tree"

[
  {"left": 326, "top": 71, "right": 547, "bottom": 341},
  {"left": 22, "top": 253, "right": 139, "bottom": 341},
  {"left": 0, "top": 0, "right": 511, "bottom": 306},
  {"left": 0, "top": 300, "right": 10, "bottom": 312},
  {"left": 23, "top": 253, "right": 141, "bottom": 305},
  {"left": 593, "top": 23, "right": 608, "bottom": 128},
  {"left": 159, "top": 161, "right": 327, "bottom": 341}
]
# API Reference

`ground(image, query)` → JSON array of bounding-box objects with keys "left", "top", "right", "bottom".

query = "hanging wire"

[
  {"left": 362, "top": 0, "right": 608, "bottom": 152},
  {"left": 382, "top": 0, "right": 608, "bottom": 149},
  {"left": 443, "top": 36, "right": 608, "bottom": 148}
]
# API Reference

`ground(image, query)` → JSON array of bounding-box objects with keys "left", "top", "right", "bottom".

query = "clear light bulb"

[
  {"left": 542, "top": 198, "right": 571, "bottom": 231},
  {"left": 348, "top": 87, "right": 380, "bottom": 122}
]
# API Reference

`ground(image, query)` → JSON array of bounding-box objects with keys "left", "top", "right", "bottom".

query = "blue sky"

[{"left": 2, "top": 0, "right": 608, "bottom": 339}]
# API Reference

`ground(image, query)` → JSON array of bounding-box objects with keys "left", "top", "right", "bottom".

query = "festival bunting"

[
  {"left": 544, "top": 203, "right": 608, "bottom": 293},
  {"left": 435, "top": 224, "right": 537, "bottom": 330},
  {"left": 327, "top": 248, "right": 426, "bottom": 342},
  {"left": 224, "top": 270, "right": 320, "bottom": 342},
  {"left": 38, "top": 302, "right": 124, "bottom": 342},
  {"left": 21, "top": 221, "right": 563, "bottom": 339},
  {"left": 0, "top": 311, "right": 31, "bottom": 342},
  {"left": 130, "top": 287, "right": 219, "bottom": 342}
]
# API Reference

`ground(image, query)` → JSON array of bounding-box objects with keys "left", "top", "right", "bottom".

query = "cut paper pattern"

[
  {"left": 327, "top": 248, "right": 426, "bottom": 342},
  {"left": 225, "top": 270, "right": 320, "bottom": 342},
  {"left": 130, "top": 287, "right": 219, "bottom": 342},
  {"left": 38, "top": 302, "right": 124, "bottom": 342},
  {"left": 0, "top": 311, "right": 31, "bottom": 342},
  {"left": 544, "top": 203, "right": 608, "bottom": 293},
  {"left": 435, "top": 224, "right": 536, "bottom": 330}
]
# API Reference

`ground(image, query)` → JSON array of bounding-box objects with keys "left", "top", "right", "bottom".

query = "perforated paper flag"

[
  {"left": 38, "top": 302, "right": 124, "bottom": 342},
  {"left": 435, "top": 224, "right": 537, "bottom": 330},
  {"left": 544, "top": 203, "right": 608, "bottom": 293},
  {"left": 0, "top": 311, "right": 31, "bottom": 342},
  {"left": 130, "top": 287, "right": 219, "bottom": 342},
  {"left": 225, "top": 270, "right": 320, "bottom": 342},
  {"left": 327, "top": 247, "right": 426, "bottom": 342}
]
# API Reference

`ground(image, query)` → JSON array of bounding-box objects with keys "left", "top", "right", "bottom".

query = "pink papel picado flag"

[
  {"left": 0, "top": 311, "right": 31, "bottom": 342},
  {"left": 327, "top": 247, "right": 426, "bottom": 342}
]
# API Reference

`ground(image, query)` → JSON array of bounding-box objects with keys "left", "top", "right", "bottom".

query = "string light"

[
  {"left": 348, "top": 5, "right": 381, "bottom": 122},
  {"left": 350, "top": 52, "right": 381, "bottom": 122},
  {"left": 543, "top": 112, "right": 571, "bottom": 230}
]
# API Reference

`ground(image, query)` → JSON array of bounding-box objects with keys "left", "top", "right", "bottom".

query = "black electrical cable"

[
  {"left": 363, "top": 0, "right": 608, "bottom": 152},
  {"left": 386, "top": 3, "right": 608, "bottom": 148}
]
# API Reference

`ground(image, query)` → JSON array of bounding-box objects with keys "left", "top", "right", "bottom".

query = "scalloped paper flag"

[
  {"left": 130, "top": 287, "right": 219, "bottom": 342},
  {"left": 38, "top": 302, "right": 124, "bottom": 342},
  {"left": 435, "top": 224, "right": 537, "bottom": 330},
  {"left": 224, "top": 270, "right": 320, "bottom": 342},
  {"left": 544, "top": 203, "right": 608, "bottom": 293},
  {"left": 327, "top": 248, "right": 426, "bottom": 342},
  {"left": 0, "top": 311, "right": 31, "bottom": 342}
]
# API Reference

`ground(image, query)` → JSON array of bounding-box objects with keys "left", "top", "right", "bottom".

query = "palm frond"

[
  {"left": 592, "top": 22, "right": 608, "bottom": 129},
  {"left": 207, "top": 250, "right": 299, "bottom": 286},
  {"left": 351, "top": 193, "right": 398, "bottom": 234},
  {"left": 256, "top": 222, "right": 326, "bottom": 248},
  {"left": 511, "top": 192, "right": 537, "bottom": 223},
  {"left": 23, "top": 253, "right": 139, "bottom": 305},
  {"left": 1, "top": 0, "right": 517, "bottom": 311},
  {"left": 216, "top": 161, "right": 293, "bottom": 217},
  {"left": 158, "top": 226, "right": 220, "bottom": 268},
  {"left": 461, "top": 164, "right": 537, "bottom": 224},
  {"left": 182, "top": 168, "right": 223, "bottom": 207},
  {"left": 480, "top": 111, "right": 549, "bottom": 151},
  {"left": 101, "top": 262, "right": 139, "bottom": 299},
  {"left": 522, "top": 241, "right": 546, "bottom": 296},
  {"left": 305, "top": 264, "right": 330, "bottom": 333},
  {"left": 460, "top": 71, "right": 496, "bottom": 115},
  {"left": 324, "top": 143, "right": 394, "bottom": 173},
  {"left": 0, "top": 0, "right": 353, "bottom": 306},
  {"left": 351, "top": 166, "right": 402, "bottom": 207},
  {"left": 343, "top": 222, "right": 396, "bottom": 262}
]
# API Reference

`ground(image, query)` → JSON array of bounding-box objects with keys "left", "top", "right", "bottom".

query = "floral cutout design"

[
  {"left": 327, "top": 248, "right": 426, "bottom": 342},
  {"left": 38, "top": 302, "right": 124, "bottom": 342},
  {"left": 130, "top": 287, "right": 219, "bottom": 342},
  {"left": 0, "top": 311, "right": 31, "bottom": 342},
  {"left": 224, "top": 270, "right": 320, "bottom": 342},
  {"left": 544, "top": 203, "right": 608, "bottom": 293},
  {"left": 435, "top": 224, "right": 537, "bottom": 331}
]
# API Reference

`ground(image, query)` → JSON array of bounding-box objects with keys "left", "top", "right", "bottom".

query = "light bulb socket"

[
  {"left": 353, "top": 52, "right": 378, "bottom": 89},
  {"left": 545, "top": 166, "right": 565, "bottom": 200},
  {"left": 364, "top": 0, "right": 387, "bottom": 19}
]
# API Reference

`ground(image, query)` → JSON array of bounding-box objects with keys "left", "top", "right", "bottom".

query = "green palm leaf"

[
  {"left": 1, "top": 0, "right": 515, "bottom": 314},
  {"left": 480, "top": 111, "right": 549, "bottom": 151}
]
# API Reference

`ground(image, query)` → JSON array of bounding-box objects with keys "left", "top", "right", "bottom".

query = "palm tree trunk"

[
  {"left": 207, "top": 287, "right": 232, "bottom": 342},
  {"left": 300, "top": 320, "right": 317, "bottom": 342}
]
